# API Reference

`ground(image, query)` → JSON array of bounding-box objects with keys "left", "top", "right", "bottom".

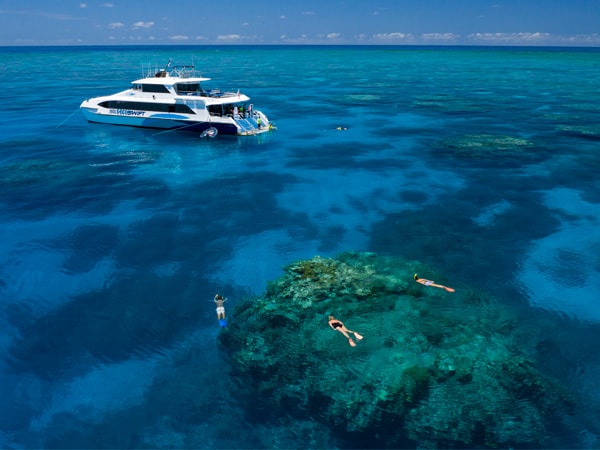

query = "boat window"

[
  {"left": 141, "top": 84, "right": 171, "bottom": 94},
  {"left": 207, "top": 104, "right": 223, "bottom": 116},
  {"left": 99, "top": 100, "right": 195, "bottom": 114},
  {"left": 176, "top": 83, "right": 202, "bottom": 94}
]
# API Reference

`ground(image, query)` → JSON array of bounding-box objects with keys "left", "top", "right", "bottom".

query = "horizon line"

[{"left": 2, "top": 43, "right": 600, "bottom": 49}]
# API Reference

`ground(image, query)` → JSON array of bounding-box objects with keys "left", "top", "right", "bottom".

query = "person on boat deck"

[
  {"left": 214, "top": 294, "right": 227, "bottom": 320},
  {"left": 257, "top": 116, "right": 262, "bottom": 128},
  {"left": 413, "top": 274, "right": 455, "bottom": 292},
  {"left": 328, "top": 315, "right": 363, "bottom": 347}
]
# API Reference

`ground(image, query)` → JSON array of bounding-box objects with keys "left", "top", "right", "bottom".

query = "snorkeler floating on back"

[{"left": 414, "top": 274, "right": 455, "bottom": 292}]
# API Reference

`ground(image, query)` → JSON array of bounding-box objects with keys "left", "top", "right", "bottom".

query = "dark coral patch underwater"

[{"left": 219, "top": 252, "right": 575, "bottom": 448}]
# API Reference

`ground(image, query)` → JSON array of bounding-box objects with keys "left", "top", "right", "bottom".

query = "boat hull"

[{"left": 81, "top": 108, "right": 240, "bottom": 135}]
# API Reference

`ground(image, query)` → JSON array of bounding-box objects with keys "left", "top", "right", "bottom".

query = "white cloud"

[
  {"left": 302, "top": 11, "right": 315, "bottom": 15},
  {"left": 421, "top": 32, "right": 460, "bottom": 42},
  {"left": 108, "top": 22, "right": 124, "bottom": 29},
  {"left": 467, "top": 32, "right": 550, "bottom": 43},
  {"left": 373, "top": 32, "right": 413, "bottom": 41},
  {"left": 280, "top": 15, "right": 286, "bottom": 19},
  {"left": 563, "top": 33, "right": 600, "bottom": 44},
  {"left": 103, "top": 2, "right": 114, "bottom": 7},
  {"left": 327, "top": 33, "right": 341, "bottom": 39},
  {"left": 217, "top": 34, "right": 241, "bottom": 41},
  {"left": 279, "top": 34, "right": 311, "bottom": 44},
  {"left": 168, "top": 35, "right": 189, "bottom": 41},
  {"left": 80, "top": 3, "right": 87, "bottom": 8},
  {"left": 132, "top": 21, "right": 154, "bottom": 29},
  {"left": 344, "top": 29, "right": 600, "bottom": 47}
]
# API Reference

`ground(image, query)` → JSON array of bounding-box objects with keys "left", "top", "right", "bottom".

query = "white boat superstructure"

[{"left": 80, "top": 60, "right": 272, "bottom": 136}]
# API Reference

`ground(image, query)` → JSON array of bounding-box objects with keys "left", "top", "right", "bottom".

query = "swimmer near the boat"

[
  {"left": 414, "top": 274, "right": 455, "bottom": 292},
  {"left": 200, "top": 127, "right": 218, "bottom": 138}
]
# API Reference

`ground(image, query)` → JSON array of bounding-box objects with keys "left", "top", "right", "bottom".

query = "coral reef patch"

[
  {"left": 219, "top": 252, "right": 574, "bottom": 448},
  {"left": 434, "top": 134, "right": 545, "bottom": 166}
]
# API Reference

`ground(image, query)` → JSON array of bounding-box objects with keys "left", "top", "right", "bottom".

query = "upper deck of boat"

[
  {"left": 111, "top": 62, "right": 250, "bottom": 102},
  {"left": 132, "top": 64, "right": 211, "bottom": 85}
]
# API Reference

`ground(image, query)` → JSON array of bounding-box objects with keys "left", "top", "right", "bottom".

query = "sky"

[{"left": 0, "top": 0, "right": 599, "bottom": 46}]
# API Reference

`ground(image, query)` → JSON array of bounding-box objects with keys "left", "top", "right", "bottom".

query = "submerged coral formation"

[
  {"left": 445, "top": 133, "right": 534, "bottom": 152},
  {"left": 434, "top": 134, "right": 545, "bottom": 166},
  {"left": 219, "top": 252, "right": 574, "bottom": 448}
]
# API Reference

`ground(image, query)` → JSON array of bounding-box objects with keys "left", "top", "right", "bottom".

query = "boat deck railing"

[
  {"left": 179, "top": 90, "right": 239, "bottom": 99},
  {"left": 170, "top": 65, "right": 196, "bottom": 78},
  {"left": 202, "top": 90, "right": 239, "bottom": 99},
  {"left": 151, "top": 64, "right": 198, "bottom": 79}
]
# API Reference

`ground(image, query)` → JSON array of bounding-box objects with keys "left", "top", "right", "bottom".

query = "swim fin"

[{"left": 219, "top": 319, "right": 227, "bottom": 328}]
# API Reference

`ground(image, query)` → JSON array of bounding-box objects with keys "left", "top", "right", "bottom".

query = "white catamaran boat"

[{"left": 80, "top": 60, "right": 272, "bottom": 136}]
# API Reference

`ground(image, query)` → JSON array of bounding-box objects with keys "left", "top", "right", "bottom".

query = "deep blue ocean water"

[{"left": 1, "top": 45, "right": 600, "bottom": 448}]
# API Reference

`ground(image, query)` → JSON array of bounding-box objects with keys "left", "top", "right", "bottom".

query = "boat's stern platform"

[{"left": 233, "top": 111, "right": 273, "bottom": 135}]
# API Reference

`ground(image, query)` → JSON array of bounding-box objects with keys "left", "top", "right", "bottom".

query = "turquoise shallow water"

[{"left": 1, "top": 45, "right": 600, "bottom": 448}]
